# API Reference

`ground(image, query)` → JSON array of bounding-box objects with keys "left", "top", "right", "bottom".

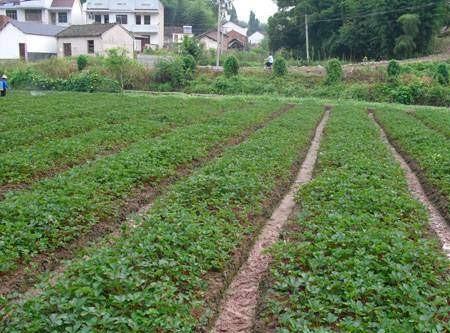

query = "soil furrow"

[
  {"left": 0, "top": 104, "right": 294, "bottom": 302},
  {"left": 369, "top": 111, "right": 450, "bottom": 258},
  {"left": 210, "top": 108, "right": 331, "bottom": 333}
]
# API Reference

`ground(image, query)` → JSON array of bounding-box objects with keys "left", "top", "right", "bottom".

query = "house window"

[
  {"left": 116, "top": 15, "right": 127, "bottom": 24},
  {"left": 87, "top": 40, "right": 95, "bottom": 54},
  {"left": 135, "top": 15, "right": 141, "bottom": 25},
  {"left": 144, "top": 15, "right": 151, "bottom": 25},
  {"left": 58, "top": 12, "right": 68, "bottom": 23},
  {"left": 25, "top": 9, "right": 42, "bottom": 22},
  {"left": 6, "top": 10, "right": 17, "bottom": 20},
  {"left": 94, "top": 14, "right": 101, "bottom": 23},
  {"left": 104, "top": 15, "right": 109, "bottom": 23}
]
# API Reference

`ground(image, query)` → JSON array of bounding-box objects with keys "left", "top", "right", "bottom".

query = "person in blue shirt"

[{"left": 0, "top": 75, "right": 8, "bottom": 97}]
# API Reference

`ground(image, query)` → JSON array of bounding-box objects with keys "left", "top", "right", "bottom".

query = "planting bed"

[
  {"left": 374, "top": 107, "right": 450, "bottom": 224},
  {"left": 1, "top": 101, "right": 323, "bottom": 332},
  {"left": 408, "top": 106, "right": 450, "bottom": 138},
  {"left": 256, "top": 105, "right": 450, "bottom": 332}
]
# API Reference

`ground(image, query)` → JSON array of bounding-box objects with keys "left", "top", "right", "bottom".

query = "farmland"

[{"left": 0, "top": 91, "right": 449, "bottom": 332}]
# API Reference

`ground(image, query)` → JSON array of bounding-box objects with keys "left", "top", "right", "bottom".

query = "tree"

[
  {"left": 248, "top": 11, "right": 261, "bottom": 36},
  {"left": 104, "top": 48, "right": 130, "bottom": 89},
  {"left": 268, "top": 0, "right": 447, "bottom": 61},
  {"left": 229, "top": 4, "right": 238, "bottom": 23}
]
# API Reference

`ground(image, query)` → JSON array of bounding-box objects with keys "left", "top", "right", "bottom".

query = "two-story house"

[
  {"left": 0, "top": 0, "right": 84, "bottom": 26},
  {"left": 84, "top": 0, "right": 164, "bottom": 51}
]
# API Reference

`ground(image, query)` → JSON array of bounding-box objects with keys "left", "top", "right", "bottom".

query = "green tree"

[
  {"left": 248, "top": 11, "right": 261, "bottom": 36},
  {"left": 394, "top": 14, "right": 420, "bottom": 59},
  {"left": 104, "top": 48, "right": 130, "bottom": 90}
]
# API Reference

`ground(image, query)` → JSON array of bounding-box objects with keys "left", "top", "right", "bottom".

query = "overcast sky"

[{"left": 233, "top": 0, "right": 278, "bottom": 23}]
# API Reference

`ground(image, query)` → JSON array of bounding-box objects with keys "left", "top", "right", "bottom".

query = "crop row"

[
  {"left": 256, "top": 105, "right": 450, "bottom": 332},
  {"left": 374, "top": 107, "right": 450, "bottom": 223},
  {"left": 1, "top": 104, "right": 323, "bottom": 332},
  {"left": 0, "top": 96, "right": 246, "bottom": 186},
  {"left": 0, "top": 98, "right": 284, "bottom": 274},
  {"left": 0, "top": 95, "right": 231, "bottom": 154},
  {"left": 409, "top": 106, "right": 450, "bottom": 138}
]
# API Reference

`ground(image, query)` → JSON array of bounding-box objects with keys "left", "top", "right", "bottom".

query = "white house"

[
  {"left": 164, "top": 25, "right": 193, "bottom": 46},
  {"left": 83, "top": 0, "right": 164, "bottom": 51},
  {"left": 0, "top": 16, "right": 65, "bottom": 60},
  {"left": 249, "top": 31, "right": 265, "bottom": 45},
  {"left": 56, "top": 23, "right": 134, "bottom": 57},
  {"left": 222, "top": 21, "right": 247, "bottom": 37},
  {"left": 0, "top": 0, "right": 84, "bottom": 26}
]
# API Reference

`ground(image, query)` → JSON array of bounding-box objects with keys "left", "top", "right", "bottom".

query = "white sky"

[{"left": 233, "top": 0, "right": 278, "bottom": 23}]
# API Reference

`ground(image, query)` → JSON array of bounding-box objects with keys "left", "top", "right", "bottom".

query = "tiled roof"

[
  {"left": 10, "top": 20, "right": 66, "bottom": 36},
  {"left": 57, "top": 23, "right": 118, "bottom": 37},
  {"left": 0, "top": 15, "right": 10, "bottom": 31}
]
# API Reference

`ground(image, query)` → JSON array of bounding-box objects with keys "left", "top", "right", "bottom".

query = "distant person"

[
  {"left": 265, "top": 54, "right": 274, "bottom": 70},
  {"left": 0, "top": 75, "right": 8, "bottom": 97}
]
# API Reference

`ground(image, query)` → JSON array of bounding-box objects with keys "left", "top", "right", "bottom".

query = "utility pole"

[
  {"left": 305, "top": 13, "right": 310, "bottom": 63},
  {"left": 216, "top": 0, "right": 222, "bottom": 68}
]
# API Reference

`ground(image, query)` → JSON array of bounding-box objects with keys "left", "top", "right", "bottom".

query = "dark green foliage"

[
  {"left": 181, "top": 36, "right": 201, "bottom": 61},
  {"left": 435, "top": 63, "right": 449, "bottom": 85},
  {"left": 326, "top": 58, "right": 343, "bottom": 84},
  {"left": 273, "top": 56, "right": 288, "bottom": 76},
  {"left": 224, "top": 55, "right": 240, "bottom": 77},
  {"left": 248, "top": 10, "right": 261, "bottom": 36},
  {"left": 387, "top": 60, "right": 401, "bottom": 80},
  {"left": 182, "top": 54, "right": 197, "bottom": 81},
  {"left": 162, "top": 0, "right": 215, "bottom": 34},
  {"left": 152, "top": 57, "right": 186, "bottom": 89},
  {"left": 268, "top": 0, "right": 447, "bottom": 60},
  {"left": 76, "top": 55, "right": 88, "bottom": 71}
]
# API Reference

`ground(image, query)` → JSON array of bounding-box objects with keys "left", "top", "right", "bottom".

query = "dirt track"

[
  {"left": 369, "top": 112, "right": 450, "bottom": 258},
  {"left": 211, "top": 108, "right": 331, "bottom": 333}
]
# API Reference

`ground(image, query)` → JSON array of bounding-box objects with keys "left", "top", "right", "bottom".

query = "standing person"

[
  {"left": 0, "top": 75, "right": 8, "bottom": 97},
  {"left": 265, "top": 54, "right": 274, "bottom": 70}
]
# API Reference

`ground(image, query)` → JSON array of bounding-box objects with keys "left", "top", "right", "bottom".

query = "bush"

[
  {"left": 63, "top": 71, "right": 121, "bottom": 93},
  {"left": 273, "top": 56, "right": 288, "bottom": 76},
  {"left": 435, "top": 63, "right": 449, "bottom": 85},
  {"left": 326, "top": 59, "right": 343, "bottom": 84},
  {"left": 182, "top": 37, "right": 202, "bottom": 61},
  {"left": 224, "top": 55, "right": 239, "bottom": 77},
  {"left": 9, "top": 68, "right": 59, "bottom": 90},
  {"left": 77, "top": 55, "right": 88, "bottom": 71},
  {"left": 182, "top": 54, "right": 196, "bottom": 80},
  {"left": 104, "top": 48, "right": 130, "bottom": 89},
  {"left": 387, "top": 60, "right": 401, "bottom": 80},
  {"left": 152, "top": 57, "right": 186, "bottom": 89}
]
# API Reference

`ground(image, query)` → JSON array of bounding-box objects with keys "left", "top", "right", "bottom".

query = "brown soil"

[
  {"left": 0, "top": 104, "right": 293, "bottom": 302},
  {"left": 369, "top": 112, "right": 450, "bottom": 258},
  {"left": 209, "top": 109, "right": 331, "bottom": 333}
]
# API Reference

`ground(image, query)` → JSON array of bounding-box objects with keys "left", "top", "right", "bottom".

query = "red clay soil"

[
  {"left": 211, "top": 109, "right": 331, "bottom": 333},
  {"left": 0, "top": 104, "right": 294, "bottom": 301},
  {"left": 369, "top": 113, "right": 450, "bottom": 258}
]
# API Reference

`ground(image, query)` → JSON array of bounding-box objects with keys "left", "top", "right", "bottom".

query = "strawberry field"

[{"left": 0, "top": 92, "right": 449, "bottom": 332}]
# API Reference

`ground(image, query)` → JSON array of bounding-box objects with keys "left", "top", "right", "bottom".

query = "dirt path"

[
  {"left": 211, "top": 108, "right": 331, "bottom": 333},
  {"left": 0, "top": 105, "right": 294, "bottom": 302},
  {"left": 369, "top": 112, "right": 450, "bottom": 258}
]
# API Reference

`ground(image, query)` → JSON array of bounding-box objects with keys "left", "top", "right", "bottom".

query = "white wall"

[
  {"left": 0, "top": 23, "right": 58, "bottom": 59},
  {"left": 57, "top": 26, "right": 134, "bottom": 57},
  {"left": 249, "top": 32, "right": 265, "bottom": 45},
  {"left": 71, "top": 0, "right": 84, "bottom": 24},
  {"left": 223, "top": 22, "right": 247, "bottom": 37},
  {"left": 199, "top": 37, "right": 218, "bottom": 51}
]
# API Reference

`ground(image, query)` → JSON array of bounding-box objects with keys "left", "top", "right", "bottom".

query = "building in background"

[
  {"left": 83, "top": 0, "right": 164, "bottom": 51},
  {"left": 222, "top": 21, "right": 247, "bottom": 37},
  {"left": 56, "top": 23, "right": 134, "bottom": 57},
  {"left": 248, "top": 31, "right": 265, "bottom": 46},
  {"left": 0, "top": 15, "right": 65, "bottom": 60},
  {"left": 0, "top": 0, "right": 84, "bottom": 26},
  {"left": 198, "top": 29, "right": 247, "bottom": 52},
  {"left": 164, "top": 25, "right": 193, "bottom": 47}
]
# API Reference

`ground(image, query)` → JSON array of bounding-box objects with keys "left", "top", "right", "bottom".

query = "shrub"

[
  {"left": 152, "top": 57, "right": 186, "bottom": 89},
  {"left": 77, "top": 55, "right": 88, "bottom": 71},
  {"left": 63, "top": 71, "right": 121, "bottom": 93},
  {"left": 435, "top": 63, "right": 449, "bottom": 85},
  {"left": 273, "top": 56, "right": 288, "bottom": 76},
  {"left": 224, "top": 55, "right": 239, "bottom": 77},
  {"left": 104, "top": 48, "right": 130, "bottom": 89},
  {"left": 387, "top": 60, "right": 401, "bottom": 80},
  {"left": 181, "top": 37, "right": 202, "bottom": 61},
  {"left": 326, "top": 59, "right": 343, "bottom": 84},
  {"left": 9, "top": 68, "right": 59, "bottom": 90},
  {"left": 182, "top": 54, "right": 196, "bottom": 80}
]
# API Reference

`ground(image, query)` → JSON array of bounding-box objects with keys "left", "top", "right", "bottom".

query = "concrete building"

[
  {"left": 0, "top": 0, "right": 84, "bottom": 26},
  {"left": 198, "top": 29, "right": 247, "bottom": 52},
  {"left": 56, "top": 23, "right": 134, "bottom": 57},
  {"left": 249, "top": 31, "right": 265, "bottom": 46},
  {"left": 222, "top": 21, "right": 247, "bottom": 37},
  {"left": 164, "top": 25, "right": 193, "bottom": 47},
  {"left": 0, "top": 16, "right": 64, "bottom": 60},
  {"left": 83, "top": 0, "right": 164, "bottom": 51}
]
